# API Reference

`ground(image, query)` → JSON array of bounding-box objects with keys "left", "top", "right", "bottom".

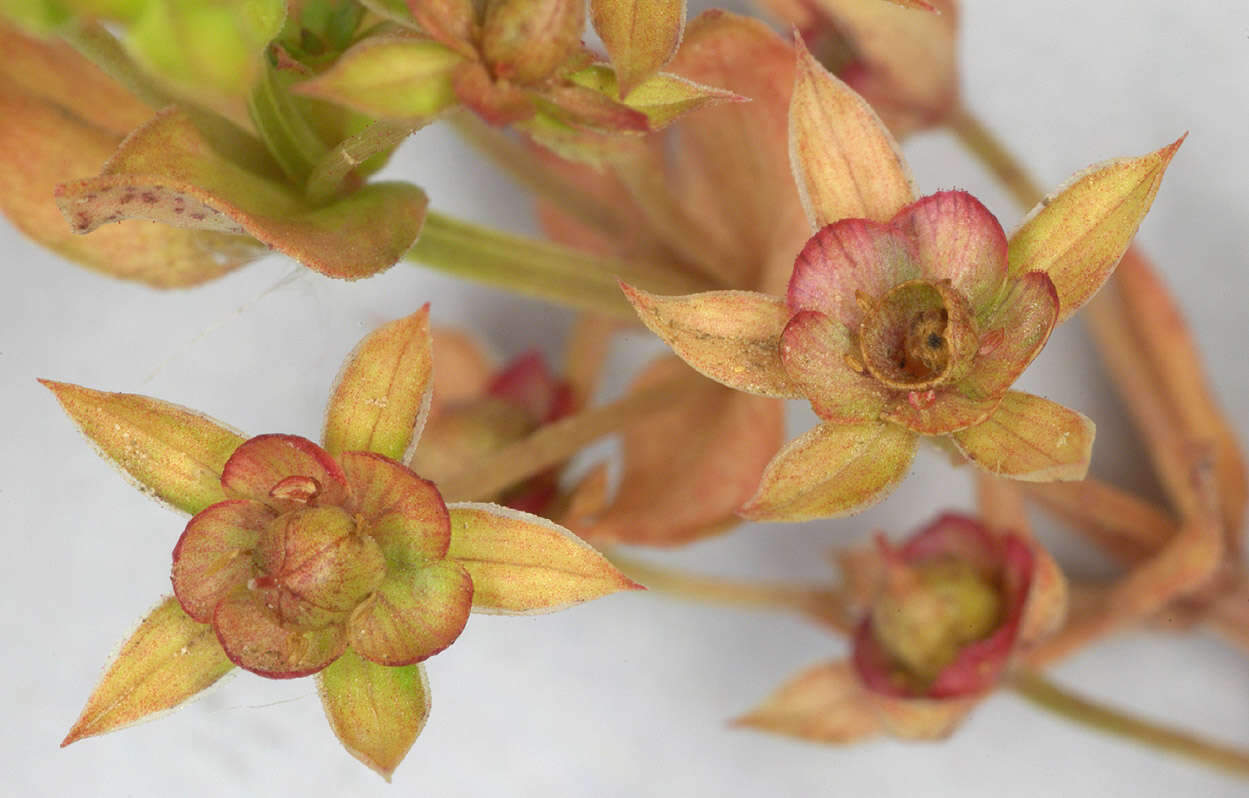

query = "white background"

[{"left": 3, "top": 1, "right": 1248, "bottom": 795}]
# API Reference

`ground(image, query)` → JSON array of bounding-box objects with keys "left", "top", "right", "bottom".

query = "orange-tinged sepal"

[
  {"left": 318, "top": 649, "right": 431, "bottom": 781},
  {"left": 323, "top": 306, "right": 435, "bottom": 462},
  {"left": 621, "top": 284, "right": 804, "bottom": 398},
  {"left": 1008, "top": 136, "right": 1184, "bottom": 322},
  {"left": 447, "top": 502, "right": 643, "bottom": 613},
  {"left": 952, "top": 391, "right": 1095, "bottom": 482},
  {"left": 40, "top": 380, "right": 245, "bottom": 515},
  {"left": 788, "top": 35, "right": 914, "bottom": 229},
  {"left": 62, "top": 597, "right": 234, "bottom": 746}
]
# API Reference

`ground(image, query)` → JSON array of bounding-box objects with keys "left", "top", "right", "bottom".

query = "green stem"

[
  {"left": 248, "top": 61, "right": 328, "bottom": 184},
  {"left": 947, "top": 104, "right": 1046, "bottom": 211},
  {"left": 438, "top": 371, "right": 702, "bottom": 502},
  {"left": 449, "top": 111, "right": 627, "bottom": 238},
  {"left": 61, "top": 21, "right": 279, "bottom": 178},
  {"left": 605, "top": 552, "right": 850, "bottom": 632},
  {"left": 407, "top": 212, "right": 712, "bottom": 319},
  {"left": 1010, "top": 671, "right": 1249, "bottom": 780}
]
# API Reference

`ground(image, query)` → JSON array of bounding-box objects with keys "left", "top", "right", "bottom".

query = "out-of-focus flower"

[
  {"left": 44, "top": 307, "right": 639, "bottom": 779},
  {"left": 625, "top": 39, "right": 1182, "bottom": 521},
  {"left": 736, "top": 512, "right": 1065, "bottom": 741},
  {"left": 536, "top": 11, "right": 804, "bottom": 545},
  {"left": 412, "top": 330, "right": 575, "bottom": 515},
  {"left": 295, "top": 0, "right": 737, "bottom": 161},
  {"left": 752, "top": 0, "right": 958, "bottom": 137}
]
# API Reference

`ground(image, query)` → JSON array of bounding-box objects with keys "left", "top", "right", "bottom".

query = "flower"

[
  {"left": 736, "top": 512, "right": 1065, "bottom": 741},
  {"left": 172, "top": 433, "right": 471, "bottom": 677},
  {"left": 44, "top": 307, "right": 640, "bottom": 779},
  {"left": 752, "top": 0, "right": 959, "bottom": 137},
  {"left": 624, "top": 38, "right": 1184, "bottom": 521}
]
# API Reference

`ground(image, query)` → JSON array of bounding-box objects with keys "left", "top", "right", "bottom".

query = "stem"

[
  {"left": 606, "top": 552, "right": 850, "bottom": 633},
  {"left": 450, "top": 112, "right": 626, "bottom": 238},
  {"left": 306, "top": 120, "right": 419, "bottom": 204},
  {"left": 408, "top": 212, "right": 712, "bottom": 319},
  {"left": 437, "top": 371, "right": 703, "bottom": 502},
  {"left": 1010, "top": 671, "right": 1249, "bottom": 779},
  {"left": 61, "top": 21, "right": 279, "bottom": 178},
  {"left": 947, "top": 104, "right": 1045, "bottom": 209}
]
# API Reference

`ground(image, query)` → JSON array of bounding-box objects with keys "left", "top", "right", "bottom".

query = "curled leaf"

[
  {"left": 447, "top": 502, "right": 642, "bottom": 613},
  {"left": 55, "top": 107, "right": 428, "bottom": 280},
  {"left": 62, "top": 598, "right": 234, "bottom": 746},
  {"left": 323, "top": 307, "right": 434, "bottom": 462},
  {"left": 40, "top": 380, "right": 245, "bottom": 515}
]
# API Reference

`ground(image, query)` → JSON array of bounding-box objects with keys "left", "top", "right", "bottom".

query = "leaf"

[
  {"left": 318, "top": 649, "right": 430, "bottom": 782},
  {"left": 788, "top": 35, "right": 914, "bottom": 229},
  {"left": 323, "top": 307, "right": 434, "bottom": 462},
  {"left": 40, "top": 380, "right": 245, "bottom": 515},
  {"left": 620, "top": 284, "right": 803, "bottom": 398},
  {"left": 1007, "top": 136, "right": 1184, "bottom": 322},
  {"left": 739, "top": 420, "right": 917, "bottom": 521},
  {"left": 446, "top": 502, "right": 642, "bottom": 613},
  {"left": 579, "top": 358, "right": 784, "bottom": 545},
  {"left": 734, "top": 661, "right": 880, "bottom": 743},
  {"left": 294, "top": 36, "right": 465, "bottom": 121},
  {"left": 590, "top": 0, "right": 686, "bottom": 96},
  {"left": 0, "top": 32, "right": 260, "bottom": 287},
  {"left": 62, "top": 597, "right": 234, "bottom": 746},
  {"left": 54, "top": 107, "right": 428, "bottom": 280},
  {"left": 952, "top": 391, "right": 1095, "bottom": 482}
]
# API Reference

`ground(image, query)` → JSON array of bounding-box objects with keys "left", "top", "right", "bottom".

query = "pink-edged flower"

[
  {"left": 737, "top": 513, "right": 1065, "bottom": 741},
  {"left": 45, "top": 307, "right": 639, "bottom": 779},
  {"left": 172, "top": 434, "right": 470, "bottom": 677},
  {"left": 624, "top": 38, "right": 1183, "bottom": 521}
]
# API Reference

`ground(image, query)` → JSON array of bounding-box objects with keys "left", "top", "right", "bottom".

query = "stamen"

[
  {"left": 855, "top": 290, "right": 876, "bottom": 314},
  {"left": 844, "top": 353, "right": 867, "bottom": 373}
]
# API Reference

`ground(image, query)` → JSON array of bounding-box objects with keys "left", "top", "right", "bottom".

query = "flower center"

[
  {"left": 251, "top": 506, "right": 386, "bottom": 627},
  {"left": 858, "top": 279, "right": 979, "bottom": 391},
  {"left": 870, "top": 558, "right": 1003, "bottom": 689}
]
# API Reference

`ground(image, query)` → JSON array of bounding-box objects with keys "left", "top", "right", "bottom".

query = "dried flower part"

[{"left": 857, "top": 279, "right": 978, "bottom": 390}]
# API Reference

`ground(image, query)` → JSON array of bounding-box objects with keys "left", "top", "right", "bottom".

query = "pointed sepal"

[
  {"left": 447, "top": 502, "right": 643, "bottom": 613},
  {"left": 590, "top": 0, "right": 686, "bottom": 96},
  {"left": 40, "top": 380, "right": 245, "bottom": 515},
  {"left": 323, "top": 307, "right": 435, "bottom": 461},
  {"left": 952, "top": 391, "right": 1095, "bottom": 482},
  {"left": 318, "top": 649, "right": 431, "bottom": 782},
  {"left": 62, "top": 598, "right": 234, "bottom": 746}
]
